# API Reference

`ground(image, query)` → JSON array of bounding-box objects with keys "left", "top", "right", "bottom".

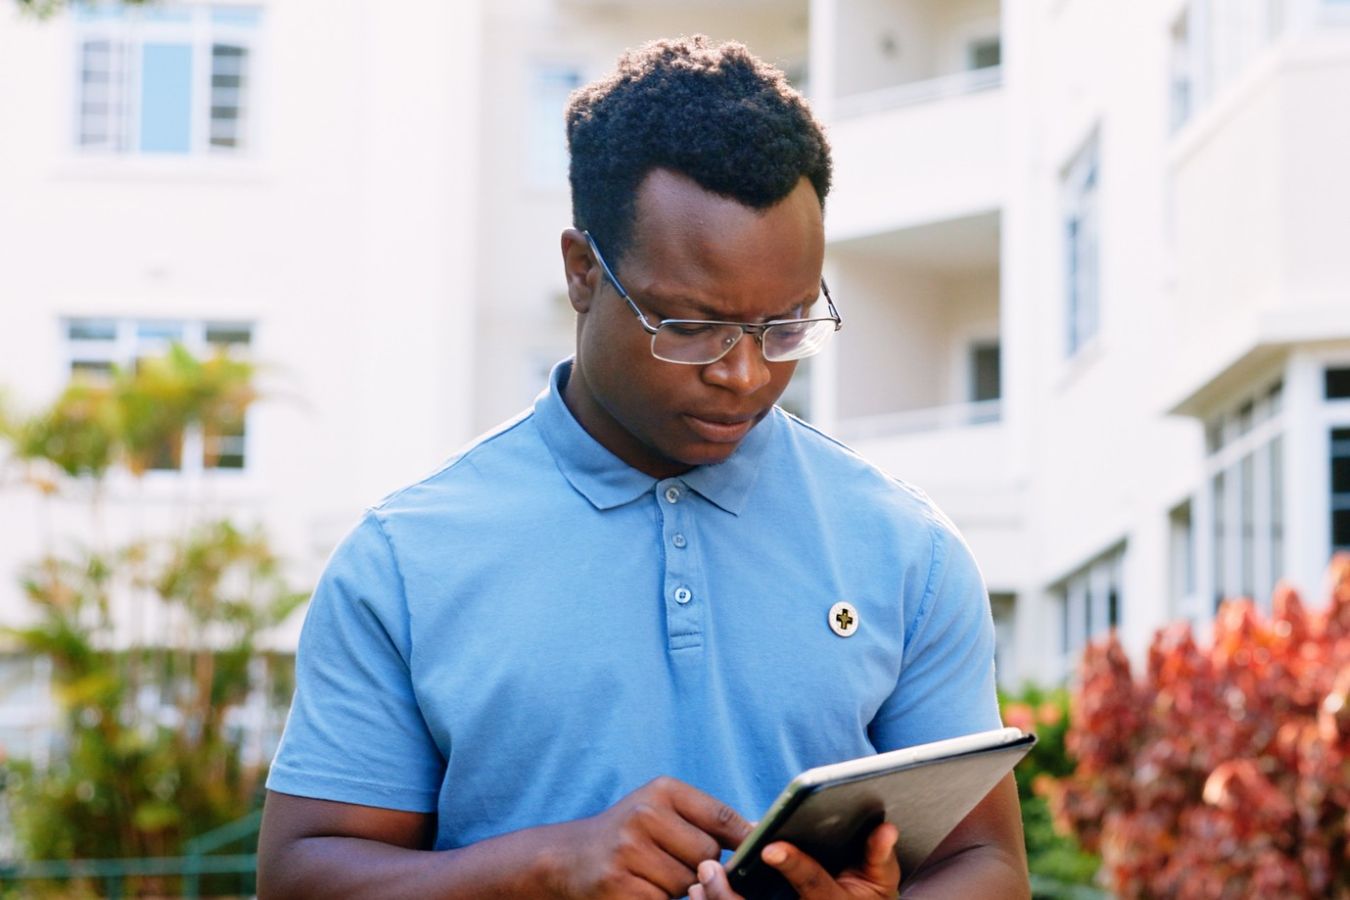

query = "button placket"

[{"left": 656, "top": 479, "right": 702, "bottom": 650}]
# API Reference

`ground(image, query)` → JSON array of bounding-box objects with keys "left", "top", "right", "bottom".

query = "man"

[{"left": 258, "top": 36, "right": 1028, "bottom": 899}]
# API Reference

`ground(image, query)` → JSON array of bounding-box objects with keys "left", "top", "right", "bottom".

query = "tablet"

[{"left": 725, "top": 727, "right": 1036, "bottom": 899}]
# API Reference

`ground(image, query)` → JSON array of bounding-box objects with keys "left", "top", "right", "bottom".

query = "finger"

[
  {"left": 608, "top": 804, "right": 702, "bottom": 896},
  {"left": 762, "top": 841, "right": 835, "bottom": 899},
  {"left": 860, "top": 821, "right": 902, "bottom": 881},
  {"left": 648, "top": 810, "right": 727, "bottom": 871},
  {"left": 624, "top": 843, "right": 699, "bottom": 899},
  {"left": 665, "top": 780, "right": 754, "bottom": 848},
  {"left": 695, "top": 859, "right": 745, "bottom": 900},
  {"left": 864, "top": 825, "right": 896, "bottom": 874}
]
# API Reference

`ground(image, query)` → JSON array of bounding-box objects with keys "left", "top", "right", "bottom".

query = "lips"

[{"left": 683, "top": 413, "right": 757, "bottom": 444}]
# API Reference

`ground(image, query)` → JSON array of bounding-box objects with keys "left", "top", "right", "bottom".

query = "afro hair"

[{"left": 565, "top": 35, "right": 832, "bottom": 265}]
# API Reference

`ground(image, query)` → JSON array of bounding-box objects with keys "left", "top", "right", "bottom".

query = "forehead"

[{"left": 622, "top": 170, "right": 825, "bottom": 315}]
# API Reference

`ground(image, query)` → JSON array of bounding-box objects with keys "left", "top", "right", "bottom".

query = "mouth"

[{"left": 683, "top": 413, "right": 758, "bottom": 444}]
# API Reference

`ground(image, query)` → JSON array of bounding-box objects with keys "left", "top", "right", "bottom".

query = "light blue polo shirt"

[{"left": 267, "top": 360, "right": 1000, "bottom": 851}]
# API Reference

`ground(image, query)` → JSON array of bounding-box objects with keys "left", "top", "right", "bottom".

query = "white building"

[
  {"left": 1, "top": 0, "right": 1349, "bottom": 756},
  {"left": 811, "top": 0, "right": 1350, "bottom": 687}
]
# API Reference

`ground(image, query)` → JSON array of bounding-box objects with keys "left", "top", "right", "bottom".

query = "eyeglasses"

[{"left": 583, "top": 231, "right": 842, "bottom": 366}]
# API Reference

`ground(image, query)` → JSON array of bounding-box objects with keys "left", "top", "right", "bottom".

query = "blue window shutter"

[{"left": 139, "top": 43, "right": 193, "bottom": 153}]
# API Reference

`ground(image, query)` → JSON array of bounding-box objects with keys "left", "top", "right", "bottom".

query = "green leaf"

[{"left": 132, "top": 800, "right": 182, "bottom": 833}]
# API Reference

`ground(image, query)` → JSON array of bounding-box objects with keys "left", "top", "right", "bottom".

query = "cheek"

[
  {"left": 764, "top": 362, "right": 799, "bottom": 399},
  {"left": 581, "top": 317, "right": 677, "bottom": 409}
]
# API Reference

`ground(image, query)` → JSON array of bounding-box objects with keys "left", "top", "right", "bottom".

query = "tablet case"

[{"left": 726, "top": 730, "right": 1036, "bottom": 899}]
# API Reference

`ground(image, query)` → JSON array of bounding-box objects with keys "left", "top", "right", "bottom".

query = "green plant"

[
  {"left": 0, "top": 345, "right": 301, "bottom": 894},
  {"left": 13, "top": 0, "right": 154, "bottom": 20},
  {"left": 1041, "top": 558, "right": 1350, "bottom": 898},
  {"left": 1000, "top": 685, "right": 1102, "bottom": 889}
]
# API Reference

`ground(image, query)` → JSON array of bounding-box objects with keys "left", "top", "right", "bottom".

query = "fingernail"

[
  {"left": 763, "top": 845, "right": 787, "bottom": 865},
  {"left": 698, "top": 860, "right": 717, "bottom": 884}
]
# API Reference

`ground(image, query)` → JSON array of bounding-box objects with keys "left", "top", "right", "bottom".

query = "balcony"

[
  {"left": 815, "top": 0, "right": 1004, "bottom": 237},
  {"left": 826, "top": 209, "right": 1000, "bottom": 420},
  {"left": 1166, "top": 30, "right": 1350, "bottom": 410},
  {"left": 826, "top": 76, "right": 1003, "bottom": 240},
  {"left": 817, "top": 206, "right": 1022, "bottom": 579},
  {"left": 846, "top": 404, "right": 1027, "bottom": 589},
  {"left": 835, "top": 398, "right": 1002, "bottom": 441}
]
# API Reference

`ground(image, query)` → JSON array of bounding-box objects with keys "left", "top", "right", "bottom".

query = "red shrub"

[{"left": 1040, "top": 555, "right": 1350, "bottom": 898}]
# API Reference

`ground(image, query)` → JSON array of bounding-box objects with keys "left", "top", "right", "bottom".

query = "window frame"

[
  {"left": 1061, "top": 130, "right": 1101, "bottom": 359},
  {"left": 1055, "top": 542, "right": 1126, "bottom": 676},
  {"left": 1197, "top": 377, "right": 1286, "bottom": 613},
  {"left": 70, "top": 3, "right": 262, "bottom": 159},
  {"left": 525, "top": 60, "right": 583, "bottom": 192},
  {"left": 61, "top": 316, "right": 255, "bottom": 477}
]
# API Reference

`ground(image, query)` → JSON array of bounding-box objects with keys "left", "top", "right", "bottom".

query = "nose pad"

[{"left": 704, "top": 328, "right": 772, "bottom": 395}]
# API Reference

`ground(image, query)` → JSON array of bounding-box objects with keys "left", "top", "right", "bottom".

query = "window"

[
  {"left": 527, "top": 63, "right": 582, "bottom": 190},
  {"left": 967, "top": 38, "right": 1001, "bottom": 70},
  {"left": 1169, "top": 500, "right": 1198, "bottom": 621},
  {"left": 63, "top": 317, "right": 253, "bottom": 473},
  {"left": 0, "top": 655, "right": 55, "bottom": 769},
  {"left": 1204, "top": 379, "right": 1285, "bottom": 610},
  {"left": 1169, "top": 10, "right": 1194, "bottom": 132},
  {"left": 73, "top": 3, "right": 261, "bottom": 156},
  {"left": 1326, "top": 367, "right": 1350, "bottom": 400},
  {"left": 1333, "top": 428, "right": 1350, "bottom": 555},
  {"left": 966, "top": 342, "right": 1001, "bottom": 424},
  {"left": 1168, "top": 0, "right": 1289, "bottom": 133},
  {"left": 1062, "top": 133, "right": 1100, "bottom": 357},
  {"left": 969, "top": 342, "right": 1001, "bottom": 403},
  {"left": 989, "top": 593, "right": 1016, "bottom": 688},
  {"left": 1057, "top": 544, "right": 1125, "bottom": 667}
]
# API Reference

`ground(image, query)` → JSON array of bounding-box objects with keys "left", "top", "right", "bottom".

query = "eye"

[{"left": 664, "top": 322, "right": 717, "bottom": 337}]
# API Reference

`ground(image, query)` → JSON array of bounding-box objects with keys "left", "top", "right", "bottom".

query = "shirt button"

[
  {"left": 664, "top": 486, "right": 681, "bottom": 504},
  {"left": 672, "top": 533, "right": 687, "bottom": 549},
  {"left": 674, "top": 587, "right": 693, "bottom": 604}
]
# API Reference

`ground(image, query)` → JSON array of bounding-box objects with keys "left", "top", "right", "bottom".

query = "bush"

[
  {"left": 0, "top": 346, "right": 299, "bottom": 896},
  {"left": 1000, "top": 686, "right": 1102, "bottom": 889},
  {"left": 1040, "top": 556, "right": 1350, "bottom": 898}
]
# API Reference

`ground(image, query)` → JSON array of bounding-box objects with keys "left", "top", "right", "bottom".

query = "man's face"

[{"left": 562, "top": 169, "right": 826, "bottom": 478}]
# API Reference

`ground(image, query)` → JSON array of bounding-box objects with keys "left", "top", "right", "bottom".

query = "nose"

[{"left": 702, "top": 330, "right": 772, "bottom": 396}]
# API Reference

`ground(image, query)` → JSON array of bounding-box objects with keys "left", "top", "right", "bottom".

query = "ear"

[{"left": 561, "top": 228, "right": 600, "bottom": 314}]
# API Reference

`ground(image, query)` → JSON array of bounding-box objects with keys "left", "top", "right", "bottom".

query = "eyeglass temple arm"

[{"left": 583, "top": 230, "right": 663, "bottom": 335}]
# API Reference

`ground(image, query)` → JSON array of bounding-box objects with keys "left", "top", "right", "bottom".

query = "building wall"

[
  {"left": 0, "top": 1, "right": 483, "bottom": 641},
  {"left": 3, "top": 0, "right": 1349, "bottom": 701},
  {"left": 470, "top": 0, "right": 812, "bottom": 431}
]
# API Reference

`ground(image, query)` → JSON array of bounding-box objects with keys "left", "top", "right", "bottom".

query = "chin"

[{"left": 676, "top": 442, "right": 741, "bottom": 468}]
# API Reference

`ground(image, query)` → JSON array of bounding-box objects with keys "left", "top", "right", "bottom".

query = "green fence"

[
  {"left": 1030, "top": 873, "right": 1111, "bottom": 899},
  {"left": 0, "top": 810, "right": 260, "bottom": 898},
  {"left": 0, "top": 810, "right": 1110, "bottom": 899}
]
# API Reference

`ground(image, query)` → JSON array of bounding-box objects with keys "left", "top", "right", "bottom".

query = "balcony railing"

[
  {"left": 833, "top": 66, "right": 1003, "bottom": 119},
  {"left": 835, "top": 399, "right": 1003, "bottom": 442}
]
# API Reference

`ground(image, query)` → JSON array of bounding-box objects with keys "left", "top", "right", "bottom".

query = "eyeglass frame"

[{"left": 582, "top": 230, "right": 842, "bottom": 366}]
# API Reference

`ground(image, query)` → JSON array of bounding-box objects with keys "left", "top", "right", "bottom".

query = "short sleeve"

[
  {"left": 266, "top": 512, "right": 443, "bottom": 812},
  {"left": 869, "top": 518, "right": 1002, "bottom": 751}
]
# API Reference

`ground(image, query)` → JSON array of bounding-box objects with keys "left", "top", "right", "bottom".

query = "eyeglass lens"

[{"left": 651, "top": 318, "right": 836, "bottom": 365}]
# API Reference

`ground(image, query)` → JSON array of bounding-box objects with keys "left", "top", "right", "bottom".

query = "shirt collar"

[{"left": 533, "top": 358, "right": 772, "bottom": 515}]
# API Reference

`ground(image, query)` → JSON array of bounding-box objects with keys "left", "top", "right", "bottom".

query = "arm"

[
  {"left": 900, "top": 773, "right": 1028, "bottom": 898},
  {"left": 258, "top": 776, "right": 754, "bottom": 900}
]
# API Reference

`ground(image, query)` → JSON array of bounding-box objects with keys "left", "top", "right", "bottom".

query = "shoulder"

[
  {"left": 370, "top": 406, "right": 545, "bottom": 519},
  {"left": 770, "top": 408, "right": 961, "bottom": 541}
]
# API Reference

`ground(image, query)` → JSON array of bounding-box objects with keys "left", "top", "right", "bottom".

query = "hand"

[
  {"left": 543, "top": 776, "right": 753, "bottom": 899},
  {"left": 689, "top": 822, "right": 902, "bottom": 900}
]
